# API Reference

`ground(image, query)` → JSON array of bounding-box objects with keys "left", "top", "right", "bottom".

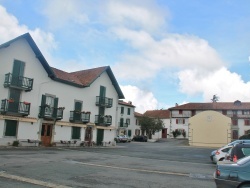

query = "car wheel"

[{"left": 238, "top": 183, "right": 250, "bottom": 188}]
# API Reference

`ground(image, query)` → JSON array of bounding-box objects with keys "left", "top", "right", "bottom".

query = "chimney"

[
  {"left": 175, "top": 103, "right": 178, "bottom": 107},
  {"left": 128, "top": 101, "right": 132, "bottom": 104}
]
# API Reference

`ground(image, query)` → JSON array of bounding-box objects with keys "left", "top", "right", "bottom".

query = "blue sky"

[{"left": 0, "top": 0, "right": 250, "bottom": 113}]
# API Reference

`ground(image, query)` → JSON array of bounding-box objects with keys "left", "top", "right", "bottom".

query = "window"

[
  {"left": 233, "top": 110, "right": 237, "bottom": 115},
  {"left": 135, "top": 129, "right": 140, "bottom": 135},
  {"left": 5, "top": 120, "right": 17, "bottom": 137},
  {"left": 136, "top": 119, "right": 138, "bottom": 125},
  {"left": 232, "top": 119, "right": 238, "bottom": 126},
  {"left": 179, "top": 110, "right": 183, "bottom": 115},
  {"left": 232, "top": 130, "right": 238, "bottom": 139},
  {"left": 126, "top": 118, "right": 130, "bottom": 125},
  {"left": 222, "top": 110, "right": 227, "bottom": 115},
  {"left": 121, "top": 107, "right": 124, "bottom": 114},
  {"left": 128, "top": 130, "right": 132, "bottom": 137},
  {"left": 72, "top": 127, "right": 81, "bottom": 139},
  {"left": 176, "top": 119, "right": 185, "bottom": 124},
  {"left": 127, "top": 108, "right": 130, "bottom": 115},
  {"left": 243, "top": 110, "right": 250, "bottom": 115},
  {"left": 244, "top": 119, "right": 250, "bottom": 126}
]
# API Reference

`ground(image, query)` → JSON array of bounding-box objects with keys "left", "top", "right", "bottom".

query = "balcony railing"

[
  {"left": 4, "top": 73, "right": 33, "bottom": 91},
  {"left": 119, "top": 122, "right": 128, "bottom": 127},
  {"left": 95, "top": 115, "right": 112, "bottom": 126},
  {"left": 39, "top": 105, "right": 64, "bottom": 120},
  {"left": 95, "top": 96, "right": 113, "bottom": 108},
  {"left": 69, "top": 111, "right": 90, "bottom": 123},
  {"left": 0, "top": 99, "right": 30, "bottom": 116}
]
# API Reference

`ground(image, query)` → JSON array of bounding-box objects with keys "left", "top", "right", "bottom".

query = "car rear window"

[
  {"left": 237, "top": 156, "right": 250, "bottom": 165},
  {"left": 242, "top": 148, "right": 250, "bottom": 156}
]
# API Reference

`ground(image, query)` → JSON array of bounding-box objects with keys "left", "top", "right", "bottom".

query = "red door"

[
  {"left": 162, "top": 128, "right": 167, "bottom": 138},
  {"left": 41, "top": 124, "right": 52, "bottom": 146}
]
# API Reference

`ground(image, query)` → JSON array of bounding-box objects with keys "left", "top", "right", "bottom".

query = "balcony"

[
  {"left": 95, "top": 96, "right": 113, "bottom": 108},
  {"left": 39, "top": 105, "right": 64, "bottom": 120},
  {"left": 0, "top": 99, "right": 30, "bottom": 116},
  {"left": 95, "top": 115, "right": 112, "bottom": 126},
  {"left": 4, "top": 73, "right": 33, "bottom": 91},
  {"left": 119, "top": 122, "right": 128, "bottom": 127},
  {"left": 69, "top": 111, "right": 90, "bottom": 123}
]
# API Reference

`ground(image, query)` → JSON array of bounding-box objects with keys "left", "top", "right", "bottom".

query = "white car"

[
  {"left": 212, "top": 145, "right": 232, "bottom": 164},
  {"left": 210, "top": 139, "right": 250, "bottom": 163}
]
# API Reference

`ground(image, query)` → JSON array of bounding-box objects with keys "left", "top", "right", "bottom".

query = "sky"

[{"left": 0, "top": 0, "right": 250, "bottom": 113}]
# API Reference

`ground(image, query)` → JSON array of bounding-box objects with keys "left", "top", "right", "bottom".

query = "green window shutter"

[
  {"left": 41, "top": 95, "right": 46, "bottom": 106},
  {"left": 5, "top": 120, "right": 17, "bottom": 136},
  {"left": 72, "top": 127, "right": 81, "bottom": 139},
  {"left": 54, "top": 98, "right": 58, "bottom": 108},
  {"left": 100, "top": 86, "right": 106, "bottom": 97},
  {"left": 121, "top": 107, "right": 124, "bottom": 114},
  {"left": 12, "top": 60, "right": 24, "bottom": 77},
  {"left": 53, "top": 97, "right": 59, "bottom": 117},
  {"left": 128, "top": 108, "right": 130, "bottom": 115},
  {"left": 39, "top": 95, "right": 46, "bottom": 117},
  {"left": 74, "top": 101, "right": 82, "bottom": 111}
]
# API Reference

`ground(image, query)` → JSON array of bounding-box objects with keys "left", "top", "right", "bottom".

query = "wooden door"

[
  {"left": 162, "top": 128, "right": 167, "bottom": 138},
  {"left": 41, "top": 124, "right": 52, "bottom": 146},
  {"left": 85, "top": 127, "right": 92, "bottom": 146}
]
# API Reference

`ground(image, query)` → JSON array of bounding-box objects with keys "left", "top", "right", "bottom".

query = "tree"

[{"left": 139, "top": 115, "right": 164, "bottom": 139}]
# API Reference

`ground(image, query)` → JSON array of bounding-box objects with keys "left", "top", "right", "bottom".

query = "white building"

[
  {"left": 168, "top": 101, "right": 250, "bottom": 139},
  {"left": 0, "top": 33, "right": 124, "bottom": 147}
]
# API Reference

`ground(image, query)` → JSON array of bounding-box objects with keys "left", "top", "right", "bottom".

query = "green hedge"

[{"left": 239, "top": 134, "right": 250, "bottom": 140}]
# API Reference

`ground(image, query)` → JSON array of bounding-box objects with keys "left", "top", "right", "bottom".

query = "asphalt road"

[{"left": 0, "top": 139, "right": 217, "bottom": 188}]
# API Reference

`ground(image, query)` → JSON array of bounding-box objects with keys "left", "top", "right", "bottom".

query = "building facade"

[
  {"left": 0, "top": 33, "right": 124, "bottom": 147},
  {"left": 168, "top": 100, "right": 250, "bottom": 140}
]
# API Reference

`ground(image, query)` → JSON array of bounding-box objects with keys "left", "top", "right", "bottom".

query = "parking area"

[{"left": 0, "top": 139, "right": 217, "bottom": 188}]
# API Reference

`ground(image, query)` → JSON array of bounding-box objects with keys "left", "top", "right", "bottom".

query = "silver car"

[{"left": 214, "top": 155, "right": 250, "bottom": 188}]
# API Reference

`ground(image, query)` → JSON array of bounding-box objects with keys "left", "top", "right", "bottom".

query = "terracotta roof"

[
  {"left": 118, "top": 100, "right": 135, "bottom": 107},
  {"left": 168, "top": 101, "right": 250, "bottom": 110},
  {"left": 51, "top": 66, "right": 107, "bottom": 86},
  {"left": 134, "top": 112, "right": 143, "bottom": 117},
  {"left": 144, "top": 110, "right": 170, "bottom": 119}
]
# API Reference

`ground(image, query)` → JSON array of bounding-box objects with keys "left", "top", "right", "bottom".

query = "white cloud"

[
  {"left": 42, "top": 0, "right": 89, "bottom": 30},
  {"left": 178, "top": 67, "right": 250, "bottom": 102},
  {"left": 0, "top": 5, "right": 57, "bottom": 66},
  {"left": 120, "top": 85, "right": 158, "bottom": 113}
]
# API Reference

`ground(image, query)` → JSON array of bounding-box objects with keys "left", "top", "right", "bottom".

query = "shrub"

[
  {"left": 12, "top": 140, "right": 19, "bottom": 147},
  {"left": 172, "top": 129, "right": 181, "bottom": 138}
]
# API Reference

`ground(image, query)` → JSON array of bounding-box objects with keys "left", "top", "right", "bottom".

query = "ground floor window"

[
  {"left": 72, "top": 126, "right": 81, "bottom": 139},
  {"left": 128, "top": 130, "right": 131, "bottom": 137},
  {"left": 5, "top": 120, "right": 18, "bottom": 137}
]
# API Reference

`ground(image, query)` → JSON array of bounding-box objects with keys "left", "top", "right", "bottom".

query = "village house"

[
  {"left": 0, "top": 33, "right": 125, "bottom": 147},
  {"left": 144, "top": 109, "right": 170, "bottom": 140}
]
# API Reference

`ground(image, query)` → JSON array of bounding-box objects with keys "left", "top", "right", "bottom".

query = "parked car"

[
  {"left": 114, "top": 135, "right": 130, "bottom": 143},
  {"left": 210, "top": 140, "right": 250, "bottom": 163},
  {"left": 214, "top": 155, "right": 250, "bottom": 188},
  {"left": 212, "top": 145, "right": 233, "bottom": 164},
  {"left": 132, "top": 135, "right": 148, "bottom": 142}
]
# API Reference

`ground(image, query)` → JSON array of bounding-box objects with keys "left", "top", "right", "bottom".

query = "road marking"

[
  {"left": 69, "top": 160, "right": 190, "bottom": 177},
  {"left": 0, "top": 171, "right": 71, "bottom": 188}
]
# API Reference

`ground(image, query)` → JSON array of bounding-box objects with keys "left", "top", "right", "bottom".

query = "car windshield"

[{"left": 237, "top": 155, "right": 250, "bottom": 165}]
